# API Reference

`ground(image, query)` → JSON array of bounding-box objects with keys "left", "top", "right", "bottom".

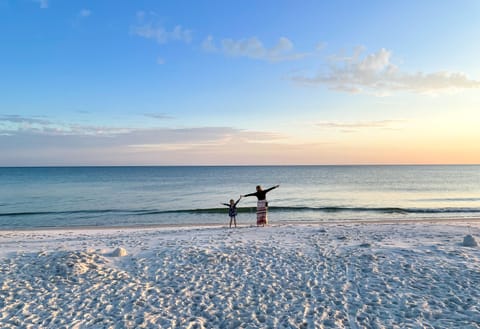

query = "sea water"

[{"left": 0, "top": 165, "right": 479, "bottom": 229}]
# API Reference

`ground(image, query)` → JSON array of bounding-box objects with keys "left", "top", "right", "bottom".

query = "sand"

[{"left": 1, "top": 220, "right": 480, "bottom": 328}]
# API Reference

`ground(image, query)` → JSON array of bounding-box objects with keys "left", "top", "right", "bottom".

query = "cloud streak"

[
  {"left": 131, "top": 12, "right": 192, "bottom": 44},
  {"left": 143, "top": 113, "right": 172, "bottom": 120},
  {"left": 291, "top": 47, "right": 480, "bottom": 95},
  {"left": 316, "top": 119, "right": 406, "bottom": 133},
  {"left": 0, "top": 114, "right": 283, "bottom": 150},
  {"left": 79, "top": 9, "right": 91, "bottom": 17},
  {"left": 0, "top": 115, "right": 130, "bottom": 136},
  {"left": 316, "top": 119, "right": 405, "bottom": 129},
  {"left": 34, "top": 0, "right": 48, "bottom": 9},
  {"left": 0, "top": 115, "right": 296, "bottom": 165},
  {"left": 0, "top": 114, "right": 51, "bottom": 125},
  {"left": 202, "top": 35, "right": 309, "bottom": 62}
]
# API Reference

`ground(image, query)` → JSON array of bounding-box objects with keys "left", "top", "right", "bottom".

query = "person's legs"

[
  {"left": 256, "top": 200, "right": 267, "bottom": 227},
  {"left": 229, "top": 217, "right": 233, "bottom": 228},
  {"left": 233, "top": 216, "right": 237, "bottom": 228}
]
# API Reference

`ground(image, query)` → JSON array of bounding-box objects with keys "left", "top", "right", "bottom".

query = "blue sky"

[{"left": 1, "top": 0, "right": 479, "bottom": 165}]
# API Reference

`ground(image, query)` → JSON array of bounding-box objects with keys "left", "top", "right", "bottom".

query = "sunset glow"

[{"left": 1, "top": 1, "right": 479, "bottom": 165}]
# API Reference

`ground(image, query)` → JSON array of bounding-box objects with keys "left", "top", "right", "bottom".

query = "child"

[{"left": 221, "top": 196, "right": 242, "bottom": 228}]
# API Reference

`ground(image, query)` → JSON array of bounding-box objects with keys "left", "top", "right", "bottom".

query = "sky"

[{"left": 1, "top": 0, "right": 479, "bottom": 166}]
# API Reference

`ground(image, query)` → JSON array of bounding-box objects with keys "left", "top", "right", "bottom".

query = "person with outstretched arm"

[
  {"left": 221, "top": 196, "right": 242, "bottom": 228},
  {"left": 242, "top": 185, "right": 280, "bottom": 226}
]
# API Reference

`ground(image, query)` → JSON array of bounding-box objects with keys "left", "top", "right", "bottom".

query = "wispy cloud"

[
  {"left": 202, "top": 35, "right": 309, "bottom": 62},
  {"left": 79, "top": 9, "right": 91, "bottom": 18},
  {"left": 34, "top": 0, "right": 48, "bottom": 9},
  {"left": 0, "top": 115, "right": 130, "bottom": 136},
  {"left": 143, "top": 113, "right": 172, "bottom": 120},
  {"left": 315, "top": 42, "right": 327, "bottom": 52},
  {"left": 132, "top": 24, "right": 192, "bottom": 44},
  {"left": 0, "top": 115, "right": 282, "bottom": 144},
  {"left": 291, "top": 47, "right": 480, "bottom": 95},
  {"left": 0, "top": 116, "right": 291, "bottom": 165},
  {"left": 0, "top": 114, "right": 51, "bottom": 125},
  {"left": 317, "top": 119, "right": 405, "bottom": 132},
  {"left": 202, "top": 35, "right": 216, "bottom": 52},
  {"left": 126, "top": 127, "right": 282, "bottom": 151},
  {"left": 131, "top": 11, "right": 192, "bottom": 44}
]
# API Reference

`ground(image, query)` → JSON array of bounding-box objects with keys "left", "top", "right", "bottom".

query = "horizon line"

[{"left": 1, "top": 163, "right": 479, "bottom": 168}]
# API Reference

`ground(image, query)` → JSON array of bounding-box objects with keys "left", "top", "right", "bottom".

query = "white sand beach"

[{"left": 1, "top": 220, "right": 480, "bottom": 328}]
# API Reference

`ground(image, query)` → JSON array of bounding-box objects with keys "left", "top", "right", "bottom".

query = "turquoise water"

[{"left": 1, "top": 165, "right": 479, "bottom": 229}]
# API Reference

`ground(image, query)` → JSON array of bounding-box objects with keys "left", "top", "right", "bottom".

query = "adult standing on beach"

[{"left": 242, "top": 185, "right": 280, "bottom": 226}]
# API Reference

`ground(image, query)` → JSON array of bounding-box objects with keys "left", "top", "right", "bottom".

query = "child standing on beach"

[{"left": 221, "top": 196, "right": 242, "bottom": 228}]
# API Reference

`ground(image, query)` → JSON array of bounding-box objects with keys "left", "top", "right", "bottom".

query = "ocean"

[{"left": 1, "top": 165, "right": 479, "bottom": 229}]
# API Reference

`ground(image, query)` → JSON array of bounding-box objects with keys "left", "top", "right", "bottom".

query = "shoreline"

[{"left": 1, "top": 216, "right": 480, "bottom": 232}]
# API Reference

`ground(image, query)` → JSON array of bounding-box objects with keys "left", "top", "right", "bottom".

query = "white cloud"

[
  {"left": 315, "top": 42, "right": 327, "bottom": 52},
  {"left": 221, "top": 37, "right": 264, "bottom": 58},
  {"left": 0, "top": 114, "right": 51, "bottom": 125},
  {"left": 131, "top": 24, "right": 192, "bottom": 44},
  {"left": 203, "top": 36, "right": 308, "bottom": 62},
  {"left": 79, "top": 9, "right": 91, "bottom": 17},
  {"left": 143, "top": 113, "right": 172, "bottom": 119},
  {"left": 317, "top": 120, "right": 405, "bottom": 131},
  {"left": 34, "top": 0, "right": 48, "bottom": 9},
  {"left": 291, "top": 47, "right": 480, "bottom": 95},
  {"left": 171, "top": 25, "right": 192, "bottom": 43},
  {"left": 202, "top": 35, "right": 216, "bottom": 52},
  {"left": 156, "top": 57, "right": 165, "bottom": 65},
  {"left": 269, "top": 37, "right": 294, "bottom": 57},
  {"left": 0, "top": 115, "right": 282, "bottom": 144},
  {"left": 0, "top": 115, "right": 130, "bottom": 136},
  {"left": 0, "top": 116, "right": 293, "bottom": 165},
  {"left": 131, "top": 12, "right": 192, "bottom": 44},
  {"left": 0, "top": 124, "right": 300, "bottom": 165}
]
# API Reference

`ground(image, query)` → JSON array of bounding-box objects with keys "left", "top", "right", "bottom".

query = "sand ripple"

[{"left": 1, "top": 223, "right": 480, "bottom": 328}]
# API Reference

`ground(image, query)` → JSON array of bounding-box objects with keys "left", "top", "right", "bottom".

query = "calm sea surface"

[{"left": 1, "top": 166, "right": 479, "bottom": 229}]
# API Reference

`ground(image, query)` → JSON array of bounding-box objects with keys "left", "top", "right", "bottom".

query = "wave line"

[{"left": 2, "top": 206, "right": 480, "bottom": 218}]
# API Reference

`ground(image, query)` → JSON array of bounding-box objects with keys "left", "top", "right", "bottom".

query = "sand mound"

[
  {"left": 19, "top": 251, "right": 110, "bottom": 282},
  {"left": 463, "top": 234, "right": 478, "bottom": 247},
  {"left": 110, "top": 247, "right": 128, "bottom": 257}
]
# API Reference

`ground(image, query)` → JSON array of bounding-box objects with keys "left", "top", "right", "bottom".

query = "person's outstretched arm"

[
  {"left": 242, "top": 192, "right": 256, "bottom": 197},
  {"left": 221, "top": 203, "right": 230, "bottom": 207},
  {"left": 234, "top": 196, "right": 242, "bottom": 206},
  {"left": 264, "top": 184, "right": 280, "bottom": 193}
]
